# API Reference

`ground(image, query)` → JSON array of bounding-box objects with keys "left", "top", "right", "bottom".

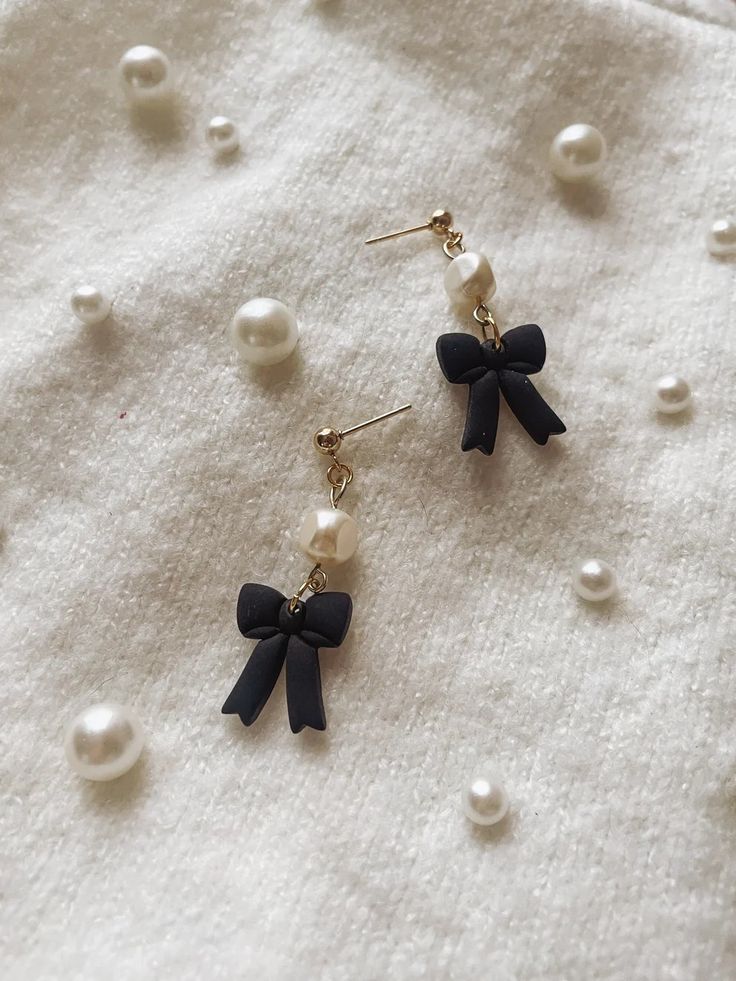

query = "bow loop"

[
  {"left": 499, "top": 323, "right": 546, "bottom": 375},
  {"left": 237, "top": 583, "right": 285, "bottom": 639},
  {"left": 435, "top": 333, "right": 486, "bottom": 384}
]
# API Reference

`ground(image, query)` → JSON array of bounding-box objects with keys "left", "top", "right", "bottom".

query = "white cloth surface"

[{"left": 1, "top": 0, "right": 735, "bottom": 978}]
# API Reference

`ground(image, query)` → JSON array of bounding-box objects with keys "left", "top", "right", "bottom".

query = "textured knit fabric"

[{"left": 1, "top": 1, "right": 735, "bottom": 979}]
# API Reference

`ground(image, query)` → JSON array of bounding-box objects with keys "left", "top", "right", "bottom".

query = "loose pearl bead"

[
  {"left": 70, "top": 285, "right": 112, "bottom": 325},
  {"left": 206, "top": 116, "right": 240, "bottom": 155},
  {"left": 118, "top": 45, "right": 171, "bottom": 101},
  {"left": 573, "top": 558, "right": 617, "bottom": 602},
  {"left": 462, "top": 775, "right": 509, "bottom": 826},
  {"left": 549, "top": 124, "right": 607, "bottom": 183},
  {"left": 444, "top": 251, "right": 496, "bottom": 305},
  {"left": 298, "top": 508, "right": 358, "bottom": 566},
  {"left": 64, "top": 702, "right": 144, "bottom": 781},
  {"left": 654, "top": 374, "right": 692, "bottom": 414},
  {"left": 706, "top": 218, "right": 736, "bottom": 257},
  {"left": 229, "top": 298, "right": 299, "bottom": 365}
]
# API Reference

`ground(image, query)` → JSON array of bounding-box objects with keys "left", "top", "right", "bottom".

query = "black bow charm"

[
  {"left": 222, "top": 583, "right": 353, "bottom": 733},
  {"left": 436, "top": 324, "right": 566, "bottom": 456}
]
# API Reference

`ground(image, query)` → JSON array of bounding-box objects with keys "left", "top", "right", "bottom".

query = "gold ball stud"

[
  {"left": 313, "top": 427, "right": 342, "bottom": 454},
  {"left": 429, "top": 209, "right": 453, "bottom": 235}
]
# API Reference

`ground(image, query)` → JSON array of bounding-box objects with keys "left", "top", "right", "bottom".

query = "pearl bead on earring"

[
  {"left": 573, "top": 558, "right": 617, "bottom": 602},
  {"left": 118, "top": 45, "right": 171, "bottom": 101},
  {"left": 654, "top": 374, "right": 692, "bottom": 414},
  {"left": 229, "top": 298, "right": 299, "bottom": 365},
  {"left": 64, "top": 702, "right": 144, "bottom": 781},
  {"left": 462, "top": 775, "right": 509, "bottom": 826},
  {"left": 206, "top": 116, "right": 240, "bottom": 155},
  {"left": 298, "top": 508, "right": 358, "bottom": 566},
  {"left": 70, "top": 285, "right": 112, "bottom": 325},
  {"left": 444, "top": 252, "right": 496, "bottom": 306},
  {"left": 706, "top": 218, "right": 736, "bottom": 257},
  {"left": 549, "top": 124, "right": 607, "bottom": 183}
]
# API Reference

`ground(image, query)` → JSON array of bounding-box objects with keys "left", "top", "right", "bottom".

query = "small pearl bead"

[
  {"left": 298, "top": 508, "right": 358, "bottom": 566},
  {"left": 229, "top": 298, "right": 299, "bottom": 365},
  {"left": 706, "top": 218, "right": 736, "bottom": 257},
  {"left": 444, "top": 251, "right": 496, "bottom": 305},
  {"left": 118, "top": 45, "right": 171, "bottom": 101},
  {"left": 70, "top": 285, "right": 112, "bottom": 325},
  {"left": 64, "top": 702, "right": 144, "bottom": 781},
  {"left": 206, "top": 116, "right": 240, "bottom": 155},
  {"left": 549, "top": 124, "right": 607, "bottom": 182},
  {"left": 462, "top": 775, "right": 509, "bottom": 826},
  {"left": 573, "top": 558, "right": 617, "bottom": 602},
  {"left": 655, "top": 374, "right": 692, "bottom": 414}
]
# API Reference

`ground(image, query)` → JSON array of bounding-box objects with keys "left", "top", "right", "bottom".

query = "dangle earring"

[
  {"left": 222, "top": 403, "right": 412, "bottom": 733},
  {"left": 366, "top": 210, "right": 566, "bottom": 456}
]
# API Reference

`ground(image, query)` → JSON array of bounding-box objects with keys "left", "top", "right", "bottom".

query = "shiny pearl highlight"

[
  {"left": 549, "top": 124, "right": 607, "bottom": 183},
  {"left": 206, "top": 116, "right": 240, "bottom": 155},
  {"left": 70, "top": 285, "right": 112, "bottom": 325},
  {"left": 298, "top": 508, "right": 358, "bottom": 566},
  {"left": 444, "top": 251, "right": 496, "bottom": 305},
  {"left": 462, "top": 775, "right": 509, "bottom": 826},
  {"left": 706, "top": 218, "right": 736, "bottom": 257},
  {"left": 573, "top": 558, "right": 617, "bottom": 602},
  {"left": 654, "top": 374, "right": 691, "bottom": 414},
  {"left": 118, "top": 45, "right": 171, "bottom": 101},
  {"left": 229, "top": 298, "right": 299, "bottom": 365},
  {"left": 64, "top": 702, "right": 144, "bottom": 781}
]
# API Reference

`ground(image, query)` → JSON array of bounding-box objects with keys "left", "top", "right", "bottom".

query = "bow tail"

[
  {"left": 462, "top": 371, "right": 500, "bottom": 455},
  {"left": 498, "top": 370, "right": 566, "bottom": 445},
  {"left": 285, "top": 635, "right": 326, "bottom": 733},
  {"left": 222, "top": 633, "right": 288, "bottom": 726}
]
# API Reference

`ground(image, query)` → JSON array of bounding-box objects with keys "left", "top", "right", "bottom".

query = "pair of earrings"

[{"left": 223, "top": 210, "right": 567, "bottom": 733}]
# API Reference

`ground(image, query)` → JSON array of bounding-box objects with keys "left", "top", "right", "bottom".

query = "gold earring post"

[
  {"left": 365, "top": 209, "right": 453, "bottom": 245},
  {"left": 340, "top": 403, "right": 412, "bottom": 437},
  {"left": 365, "top": 223, "right": 431, "bottom": 245},
  {"left": 313, "top": 404, "right": 412, "bottom": 455}
]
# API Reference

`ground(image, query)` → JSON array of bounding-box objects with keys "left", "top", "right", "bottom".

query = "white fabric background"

[{"left": 1, "top": 0, "right": 735, "bottom": 978}]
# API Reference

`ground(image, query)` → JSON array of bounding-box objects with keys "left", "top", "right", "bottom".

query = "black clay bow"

[
  {"left": 222, "top": 583, "right": 353, "bottom": 733},
  {"left": 436, "top": 324, "right": 566, "bottom": 456}
]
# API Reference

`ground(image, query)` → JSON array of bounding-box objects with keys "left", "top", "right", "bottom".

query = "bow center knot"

[{"left": 278, "top": 600, "right": 306, "bottom": 635}]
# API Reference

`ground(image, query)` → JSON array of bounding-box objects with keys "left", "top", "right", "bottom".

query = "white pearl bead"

[
  {"left": 118, "top": 45, "right": 171, "bottom": 101},
  {"left": 573, "top": 558, "right": 617, "bottom": 602},
  {"left": 64, "top": 702, "right": 144, "bottom": 781},
  {"left": 444, "top": 251, "right": 496, "bottom": 305},
  {"left": 206, "top": 116, "right": 240, "bottom": 155},
  {"left": 229, "top": 298, "right": 299, "bottom": 365},
  {"left": 706, "top": 218, "right": 736, "bottom": 257},
  {"left": 462, "top": 775, "right": 509, "bottom": 826},
  {"left": 70, "top": 285, "right": 112, "bottom": 325},
  {"left": 549, "top": 124, "right": 607, "bottom": 183},
  {"left": 298, "top": 508, "right": 358, "bottom": 566},
  {"left": 654, "top": 374, "right": 692, "bottom": 414}
]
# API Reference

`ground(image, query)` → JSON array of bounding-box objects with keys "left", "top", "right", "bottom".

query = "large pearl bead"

[
  {"left": 64, "top": 702, "right": 144, "bottom": 781},
  {"left": 229, "top": 298, "right": 299, "bottom": 366},
  {"left": 462, "top": 775, "right": 509, "bottom": 826},
  {"left": 118, "top": 45, "right": 171, "bottom": 101},
  {"left": 654, "top": 374, "right": 692, "bottom": 414},
  {"left": 206, "top": 116, "right": 240, "bottom": 155},
  {"left": 298, "top": 508, "right": 358, "bottom": 566},
  {"left": 70, "top": 285, "right": 112, "bottom": 325},
  {"left": 573, "top": 558, "right": 617, "bottom": 602},
  {"left": 549, "top": 124, "right": 607, "bottom": 183},
  {"left": 706, "top": 218, "right": 736, "bottom": 257},
  {"left": 444, "top": 251, "right": 496, "bottom": 305}
]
